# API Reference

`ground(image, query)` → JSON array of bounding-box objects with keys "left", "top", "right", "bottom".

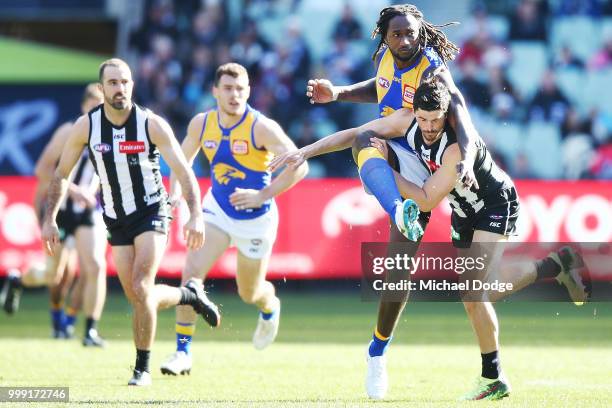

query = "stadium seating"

[
  {"left": 551, "top": 16, "right": 602, "bottom": 62},
  {"left": 508, "top": 42, "right": 549, "bottom": 99},
  {"left": 524, "top": 122, "right": 563, "bottom": 179}
]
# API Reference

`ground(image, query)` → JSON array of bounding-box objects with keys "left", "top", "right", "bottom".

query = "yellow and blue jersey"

[
  {"left": 200, "top": 105, "right": 274, "bottom": 220},
  {"left": 375, "top": 45, "right": 444, "bottom": 153},
  {"left": 375, "top": 45, "right": 444, "bottom": 116}
]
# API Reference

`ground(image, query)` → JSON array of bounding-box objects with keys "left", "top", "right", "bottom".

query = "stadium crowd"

[{"left": 128, "top": 0, "right": 612, "bottom": 179}]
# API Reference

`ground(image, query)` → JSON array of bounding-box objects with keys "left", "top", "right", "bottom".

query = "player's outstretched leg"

[
  {"left": 549, "top": 246, "right": 591, "bottom": 305},
  {"left": 353, "top": 131, "right": 423, "bottom": 241},
  {"left": 184, "top": 278, "right": 221, "bottom": 327},
  {"left": 162, "top": 224, "right": 229, "bottom": 376},
  {"left": 1, "top": 269, "right": 22, "bottom": 315}
]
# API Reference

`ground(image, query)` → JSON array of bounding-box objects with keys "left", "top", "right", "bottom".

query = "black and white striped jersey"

[
  {"left": 60, "top": 149, "right": 99, "bottom": 214},
  {"left": 87, "top": 104, "right": 166, "bottom": 220},
  {"left": 404, "top": 119, "right": 514, "bottom": 219}
]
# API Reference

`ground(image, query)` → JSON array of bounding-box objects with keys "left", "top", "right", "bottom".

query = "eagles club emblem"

[{"left": 213, "top": 163, "right": 246, "bottom": 185}]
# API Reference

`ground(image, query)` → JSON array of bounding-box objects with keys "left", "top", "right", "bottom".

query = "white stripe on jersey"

[
  {"left": 436, "top": 133, "right": 447, "bottom": 164},
  {"left": 135, "top": 108, "right": 161, "bottom": 204},
  {"left": 90, "top": 108, "right": 117, "bottom": 219}
]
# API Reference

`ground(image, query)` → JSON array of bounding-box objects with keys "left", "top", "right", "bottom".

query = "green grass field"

[{"left": 1, "top": 287, "right": 611, "bottom": 407}]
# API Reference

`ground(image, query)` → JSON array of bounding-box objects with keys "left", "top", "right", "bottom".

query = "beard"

[
  {"left": 106, "top": 94, "right": 129, "bottom": 110},
  {"left": 389, "top": 44, "right": 421, "bottom": 63}
]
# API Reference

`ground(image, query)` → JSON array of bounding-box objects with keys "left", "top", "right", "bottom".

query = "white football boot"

[
  {"left": 252, "top": 303, "right": 280, "bottom": 350},
  {"left": 160, "top": 351, "right": 192, "bottom": 376},
  {"left": 365, "top": 344, "right": 389, "bottom": 400},
  {"left": 128, "top": 369, "right": 152, "bottom": 386}
]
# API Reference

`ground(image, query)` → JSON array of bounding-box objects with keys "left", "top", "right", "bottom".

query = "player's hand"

[
  {"left": 229, "top": 188, "right": 266, "bottom": 210},
  {"left": 41, "top": 220, "right": 60, "bottom": 256},
  {"left": 268, "top": 149, "right": 306, "bottom": 172},
  {"left": 183, "top": 214, "right": 205, "bottom": 250},
  {"left": 370, "top": 137, "right": 389, "bottom": 160},
  {"left": 69, "top": 187, "right": 97, "bottom": 208},
  {"left": 456, "top": 159, "right": 479, "bottom": 190},
  {"left": 306, "top": 79, "right": 337, "bottom": 104}
]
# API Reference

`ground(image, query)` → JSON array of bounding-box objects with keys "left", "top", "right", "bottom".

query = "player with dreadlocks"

[{"left": 271, "top": 4, "right": 502, "bottom": 401}]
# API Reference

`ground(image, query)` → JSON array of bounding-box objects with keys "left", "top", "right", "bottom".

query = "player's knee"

[
  {"left": 352, "top": 130, "right": 380, "bottom": 164},
  {"left": 130, "top": 279, "right": 151, "bottom": 304},
  {"left": 83, "top": 257, "right": 106, "bottom": 277}
]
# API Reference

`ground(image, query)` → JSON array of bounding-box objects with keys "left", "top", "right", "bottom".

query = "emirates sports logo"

[{"left": 119, "top": 141, "right": 145, "bottom": 154}]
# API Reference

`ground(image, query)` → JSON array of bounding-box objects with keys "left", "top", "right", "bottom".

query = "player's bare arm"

[
  {"left": 41, "top": 115, "right": 89, "bottom": 255},
  {"left": 34, "top": 122, "right": 97, "bottom": 217},
  {"left": 169, "top": 113, "right": 206, "bottom": 208},
  {"left": 426, "top": 67, "right": 480, "bottom": 189},
  {"left": 148, "top": 113, "right": 204, "bottom": 250},
  {"left": 306, "top": 77, "right": 377, "bottom": 104},
  {"left": 33, "top": 122, "right": 72, "bottom": 220},
  {"left": 231, "top": 117, "right": 308, "bottom": 210},
  {"left": 372, "top": 137, "right": 460, "bottom": 212},
  {"left": 269, "top": 108, "right": 413, "bottom": 172}
]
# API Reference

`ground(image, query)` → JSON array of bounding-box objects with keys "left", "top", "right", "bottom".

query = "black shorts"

[
  {"left": 56, "top": 208, "right": 95, "bottom": 242},
  {"left": 451, "top": 187, "right": 520, "bottom": 248},
  {"left": 103, "top": 202, "right": 171, "bottom": 246}
]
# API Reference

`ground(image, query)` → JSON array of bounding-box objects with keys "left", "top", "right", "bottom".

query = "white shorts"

[
  {"left": 360, "top": 142, "right": 429, "bottom": 195},
  {"left": 388, "top": 141, "right": 429, "bottom": 188},
  {"left": 202, "top": 189, "right": 278, "bottom": 259}
]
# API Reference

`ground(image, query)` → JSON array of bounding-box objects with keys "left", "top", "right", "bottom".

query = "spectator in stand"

[
  {"left": 332, "top": 3, "right": 363, "bottom": 40},
  {"left": 488, "top": 67, "right": 521, "bottom": 121},
  {"left": 527, "top": 70, "right": 570, "bottom": 124},
  {"left": 182, "top": 46, "right": 215, "bottom": 107},
  {"left": 590, "top": 143, "right": 612, "bottom": 179},
  {"left": 588, "top": 37, "right": 612, "bottom": 70},
  {"left": 191, "top": 9, "right": 223, "bottom": 46},
  {"left": 555, "top": 0, "right": 602, "bottom": 17},
  {"left": 509, "top": 0, "right": 548, "bottom": 42},
  {"left": 561, "top": 108, "right": 592, "bottom": 140},
  {"left": 130, "top": 0, "right": 178, "bottom": 53},
  {"left": 457, "top": 59, "right": 490, "bottom": 110},
  {"left": 553, "top": 45, "right": 584, "bottom": 70},
  {"left": 230, "top": 19, "right": 269, "bottom": 74},
  {"left": 457, "top": 30, "right": 491, "bottom": 67}
]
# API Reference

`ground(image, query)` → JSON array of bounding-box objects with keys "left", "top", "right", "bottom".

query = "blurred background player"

[
  {"left": 160, "top": 63, "right": 307, "bottom": 376},
  {"left": 1, "top": 84, "right": 108, "bottom": 346},
  {"left": 40, "top": 58, "right": 220, "bottom": 386}
]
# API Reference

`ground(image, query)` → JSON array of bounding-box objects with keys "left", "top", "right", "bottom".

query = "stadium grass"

[{"left": 1, "top": 288, "right": 611, "bottom": 407}]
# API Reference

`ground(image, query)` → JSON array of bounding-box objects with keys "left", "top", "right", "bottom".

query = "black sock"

[
  {"left": 85, "top": 317, "right": 97, "bottom": 335},
  {"left": 179, "top": 287, "right": 197, "bottom": 306},
  {"left": 135, "top": 349, "right": 150, "bottom": 373},
  {"left": 481, "top": 350, "right": 501, "bottom": 379},
  {"left": 535, "top": 257, "right": 561, "bottom": 281}
]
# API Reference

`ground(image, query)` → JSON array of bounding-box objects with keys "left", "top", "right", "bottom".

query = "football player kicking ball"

[
  {"left": 160, "top": 63, "right": 307, "bottom": 376},
  {"left": 272, "top": 79, "right": 590, "bottom": 400}
]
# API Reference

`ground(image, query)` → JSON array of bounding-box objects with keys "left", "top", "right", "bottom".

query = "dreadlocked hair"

[{"left": 371, "top": 4, "right": 460, "bottom": 63}]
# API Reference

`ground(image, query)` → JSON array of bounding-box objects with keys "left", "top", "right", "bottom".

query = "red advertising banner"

[{"left": 0, "top": 177, "right": 611, "bottom": 279}]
